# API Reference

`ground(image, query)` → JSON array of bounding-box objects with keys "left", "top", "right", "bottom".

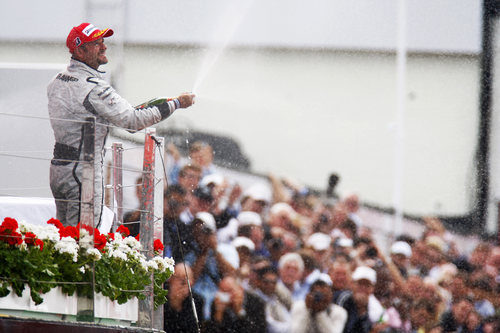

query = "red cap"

[{"left": 66, "top": 23, "right": 114, "bottom": 53}]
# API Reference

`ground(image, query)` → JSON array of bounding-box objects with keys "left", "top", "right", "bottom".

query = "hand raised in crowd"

[{"left": 166, "top": 143, "right": 181, "bottom": 162}]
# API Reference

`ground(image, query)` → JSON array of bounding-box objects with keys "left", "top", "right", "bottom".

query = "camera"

[
  {"left": 365, "top": 246, "right": 378, "bottom": 258},
  {"left": 312, "top": 291, "right": 325, "bottom": 303}
]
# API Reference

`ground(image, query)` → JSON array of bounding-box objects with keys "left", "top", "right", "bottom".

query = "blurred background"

[{"left": 1, "top": 0, "right": 499, "bottom": 239}]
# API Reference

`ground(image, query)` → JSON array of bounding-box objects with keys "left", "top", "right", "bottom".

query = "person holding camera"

[
  {"left": 184, "top": 212, "right": 236, "bottom": 320},
  {"left": 204, "top": 275, "right": 267, "bottom": 333},
  {"left": 290, "top": 277, "right": 347, "bottom": 333}
]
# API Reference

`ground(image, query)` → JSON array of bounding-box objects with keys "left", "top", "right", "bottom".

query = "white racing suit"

[{"left": 48, "top": 58, "right": 176, "bottom": 227}]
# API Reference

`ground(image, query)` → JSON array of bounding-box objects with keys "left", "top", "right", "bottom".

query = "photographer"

[
  {"left": 290, "top": 277, "right": 347, "bottom": 333},
  {"left": 204, "top": 276, "right": 267, "bottom": 333},
  {"left": 184, "top": 212, "right": 236, "bottom": 320}
]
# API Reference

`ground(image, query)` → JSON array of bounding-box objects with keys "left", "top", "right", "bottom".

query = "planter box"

[{"left": 0, "top": 286, "right": 138, "bottom": 325}]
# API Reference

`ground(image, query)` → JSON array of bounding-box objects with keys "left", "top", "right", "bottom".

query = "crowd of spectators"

[{"left": 155, "top": 141, "right": 500, "bottom": 333}]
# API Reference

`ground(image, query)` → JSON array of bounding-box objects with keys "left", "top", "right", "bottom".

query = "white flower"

[
  {"left": 153, "top": 256, "right": 175, "bottom": 273},
  {"left": 19, "top": 221, "right": 32, "bottom": 233},
  {"left": 79, "top": 266, "right": 86, "bottom": 274},
  {"left": 79, "top": 233, "right": 93, "bottom": 250},
  {"left": 123, "top": 236, "right": 141, "bottom": 251},
  {"left": 55, "top": 236, "right": 79, "bottom": 262},
  {"left": 86, "top": 248, "right": 102, "bottom": 261},
  {"left": 139, "top": 258, "right": 149, "bottom": 271},
  {"left": 109, "top": 249, "right": 127, "bottom": 261},
  {"left": 146, "top": 260, "right": 158, "bottom": 271}
]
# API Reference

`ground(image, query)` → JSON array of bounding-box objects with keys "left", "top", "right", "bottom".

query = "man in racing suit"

[{"left": 48, "top": 22, "right": 195, "bottom": 227}]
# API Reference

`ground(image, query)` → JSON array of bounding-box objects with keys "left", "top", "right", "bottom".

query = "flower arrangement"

[{"left": 0, "top": 217, "right": 174, "bottom": 309}]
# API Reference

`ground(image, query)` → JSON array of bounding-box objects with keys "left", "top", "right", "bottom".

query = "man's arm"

[{"left": 86, "top": 78, "right": 194, "bottom": 130}]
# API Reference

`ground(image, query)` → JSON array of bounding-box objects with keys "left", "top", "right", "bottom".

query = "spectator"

[
  {"left": 409, "top": 298, "right": 439, "bottom": 333},
  {"left": 164, "top": 263, "right": 204, "bottom": 333},
  {"left": 390, "top": 241, "right": 412, "bottom": 279},
  {"left": 180, "top": 185, "right": 215, "bottom": 224},
  {"left": 341, "top": 193, "right": 363, "bottom": 227},
  {"left": 295, "top": 249, "right": 322, "bottom": 301},
  {"left": 167, "top": 141, "right": 216, "bottom": 184},
  {"left": 231, "top": 236, "right": 255, "bottom": 282},
  {"left": 185, "top": 212, "right": 236, "bottom": 319},
  {"left": 290, "top": 277, "right": 347, "bottom": 333},
  {"left": 177, "top": 164, "right": 202, "bottom": 194},
  {"left": 334, "top": 266, "right": 382, "bottom": 333},
  {"left": 276, "top": 252, "right": 305, "bottom": 308},
  {"left": 305, "top": 232, "right": 333, "bottom": 273},
  {"left": 163, "top": 184, "right": 191, "bottom": 261},
  {"left": 236, "top": 211, "right": 270, "bottom": 258},
  {"left": 201, "top": 173, "right": 242, "bottom": 229},
  {"left": 203, "top": 275, "right": 267, "bottom": 333},
  {"left": 439, "top": 296, "right": 475, "bottom": 332},
  {"left": 240, "top": 183, "right": 272, "bottom": 216},
  {"left": 250, "top": 265, "right": 292, "bottom": 333}
]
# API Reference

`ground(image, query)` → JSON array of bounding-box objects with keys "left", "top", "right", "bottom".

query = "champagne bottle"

[{"left": 136, "top": 97, "right": 173, "bottom": 109}]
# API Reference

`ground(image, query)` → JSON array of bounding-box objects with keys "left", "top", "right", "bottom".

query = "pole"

[
  {"left": 138, "top": 128, "right": 156, "bottom": 329},
  {"left": 152, "top": 135, "right": 165, "bottom": 330},
  {"left": 77, "top": 116, "right": 96, "bottom": 322},
  {"left": 112, "top": 142, "right": 124, "bottom": 232},
  {"left": 391, "top": 0, "right": 407, "bottom": 239}
]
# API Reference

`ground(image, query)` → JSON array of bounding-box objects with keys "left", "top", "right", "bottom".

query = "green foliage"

[{"left": 0, "top": 227, "right": 173, "bottom": 309}]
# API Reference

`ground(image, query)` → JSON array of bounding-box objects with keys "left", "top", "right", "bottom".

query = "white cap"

[
  {"left": 194, "top": 212, "right": 216, "bottom": 232},
  {"left": 306, "top": 233, "right": 331, "bottom": 251},
  {"left": 231, "top": 236, "right": 255, "bottom": 251},
  {"left": 243, "top": 183, "right": 272, "bottom": 203},
  {"left": 312, "top": 273, "right": 333, "bottom": 286},
  {"left": 352, "top": 266, "right": 377, "bottom": 284},
  {"left": 270, "top": 202, "right": 296, "bottom": 217},
  {"left": 200, "top": 173, "right": 224, "bottom": 187},
  {"left": 237, "top": 211, "right": 262, "bottom": 227},
  {"left": 337, "top": 238, "right": 353, "bottom": 248},
  {"left": 217, "top": 243, "right": 239, "bottom": 269},
  {"left": 390, "top": 241, "right": 412, "bottom": 258}
]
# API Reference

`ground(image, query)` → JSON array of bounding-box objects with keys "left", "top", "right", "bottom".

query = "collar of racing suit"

[{"left": 68, "top": 58, "right": 106, "bottom": 78}]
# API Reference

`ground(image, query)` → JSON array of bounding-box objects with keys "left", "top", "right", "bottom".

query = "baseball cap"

[
  {"left": 231, "top": 236, "right": 255, "bottom": 251},
  {"left": 243, "top": 183, "right": 272, "bottom": 203},
  {"left": 270, "top": 202, "right": 296, "bottom": 217},
  {"left": 352, "top": 266, "right": 377, "bottom": 284},
  {"left": 66, "top": 23, "right": 114, "bottom": 53},
  {"left": 237, "top": 211, "right": 262, "bottom": 227},
  {"left": 390, "top": 241, "right": 412, "bottom": 258},
  {"left": 194, "top": 212, "right": 216, "bottom": 232},
  {"left": 306, "top": 233, "right": 332, "bottom": 251},
  {"left": 200, "top": 173, "right": 225, "bottom": 187}
]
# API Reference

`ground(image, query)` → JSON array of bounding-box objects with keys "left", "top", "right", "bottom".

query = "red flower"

[
  {"left": 107, "top": 232, "right": 115, "bottom": 241},
  {"left": 76, "top": 222, "right": 94, "bottom": 236},
  {"left": 116, "top": 225, "right": 130, "bottom": 237},
  {"left": 135, "top": 234, "right": 140, "bottom": 241},
  {"left": 153, "top": 239, "right": 164, "bottom": 252},
  {"left": 35, "top": 239, "right": 44, "bottom": 251},
  {"left": 47, "top": 218, "right": 63, "bottom": 229},
  {"left": 94, "top": 230, "right": 107, "bottom": 251},
  {"left": 24, "top": 232, "right": 37, "bottom": 246},
  {"left": 2, "top": 217, "right": 18, "bottom": 231},
  {"left": 0, "top": 225, "right": 22, "bottom": 246},
  {"left": 60, "top": 225, "right": 79, "bottom": 239}
]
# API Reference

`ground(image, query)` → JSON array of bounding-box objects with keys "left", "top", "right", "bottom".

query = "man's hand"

[{"left": 177, "top": 93, "right": 196, "bottom": 108}]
